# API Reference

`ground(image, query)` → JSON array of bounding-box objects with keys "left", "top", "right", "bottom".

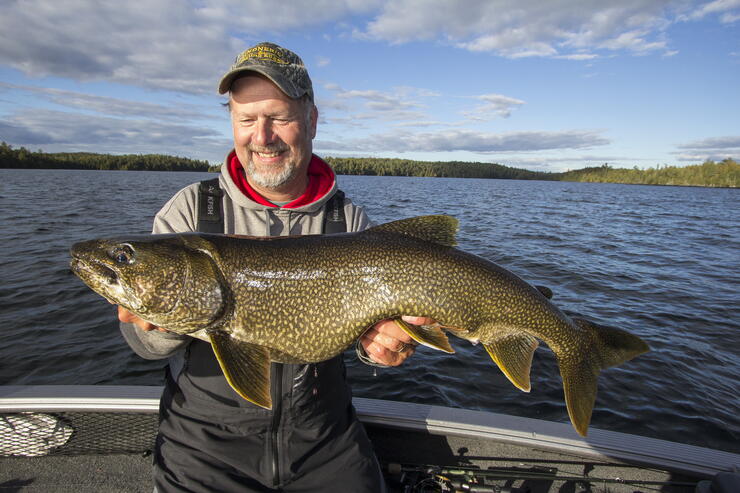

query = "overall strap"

[
  {"left": 197, "top": 178, "right": 224, "bottom": 233},
  {"left": 198, "top": 179, "right": 346, "bottom": 234},
  {"left": 323, "top": 190, "right": 346, "bottom": 234}
]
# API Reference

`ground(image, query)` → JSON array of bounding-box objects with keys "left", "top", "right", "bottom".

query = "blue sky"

[{"left": 0, "top": 0, "right": 738, "bottom": 172}]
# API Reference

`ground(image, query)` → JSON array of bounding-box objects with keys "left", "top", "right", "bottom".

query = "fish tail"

[{"left": 559, "top": 318, "right": 650, "bottom": 436}]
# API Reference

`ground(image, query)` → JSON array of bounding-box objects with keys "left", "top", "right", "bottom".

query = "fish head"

[{"left": 70, "top": 235, "right": 228, "bottom": 333}]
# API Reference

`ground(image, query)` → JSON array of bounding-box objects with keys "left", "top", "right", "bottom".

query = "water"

[{"left": 1, "top": 169, "right": 738, "bottom": 453}]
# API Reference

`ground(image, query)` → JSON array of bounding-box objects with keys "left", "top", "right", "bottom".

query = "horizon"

[
  {"left": 6, "top": 141, "right": 737, "bottom": 178},
  {"left": 1, "top": 1, "right": 738, "bottom": 172}
]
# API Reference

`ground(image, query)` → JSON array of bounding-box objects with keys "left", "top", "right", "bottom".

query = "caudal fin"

[{"left": 560, "top": 318, "right": 650, "bottom": 436}]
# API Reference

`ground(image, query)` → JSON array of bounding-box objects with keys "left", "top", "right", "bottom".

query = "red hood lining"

[{"left": 227, "top": 151, "right": 335, "bottom": 208}]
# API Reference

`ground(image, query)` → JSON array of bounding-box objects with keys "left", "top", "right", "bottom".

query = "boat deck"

[
  {"left": 2, "top": 386, "right": 738, "bottom": 492},
  {"left": 1, "top": 454, "right": 152, "bottom": 493},
  {"left": 0, "top": 427, "right": 702, "bottom": 493}
]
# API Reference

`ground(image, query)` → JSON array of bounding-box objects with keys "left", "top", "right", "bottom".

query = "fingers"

[
  {"left": 117, "top": 306, "right": 166, "bottom": 332},
  {"left": 400, "top": 315, "right": 435, "bottom": 326},
  {"left": 360, "top": 318, "right": 419, "bottom": 367}
]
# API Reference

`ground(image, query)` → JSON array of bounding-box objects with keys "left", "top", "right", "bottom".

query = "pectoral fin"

[
  {"left": 482, "top": 332, "right": 539, "bottom": 392},
  {"left": 392, "top": 319, "right": 455, "bottom": 353},
  {"left": 209, "top": 331, "right": 272, "bottom": 409}
]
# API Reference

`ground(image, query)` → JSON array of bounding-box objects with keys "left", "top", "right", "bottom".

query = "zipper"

[{"left": 270, "top": 363, "right": 283, "bottom": 487}]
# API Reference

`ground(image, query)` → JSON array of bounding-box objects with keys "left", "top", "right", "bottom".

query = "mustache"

[{"left": 249, "top": 145, "right": 288, "bottom": 153}]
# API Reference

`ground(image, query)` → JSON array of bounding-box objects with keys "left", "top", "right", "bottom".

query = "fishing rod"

[{"left": 383, "top": 461, "right": 699, "bottom": 493}]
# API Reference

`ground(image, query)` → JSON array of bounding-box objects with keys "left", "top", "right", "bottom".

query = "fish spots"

[
  {"left": 237, "top": 267, "right": 328, "bottom": 280},
  {"left": 241, "top": 277, "right": 273, "bottom": 289},
  {"left": 72, "top": 218, "right": 650, "bottom": 436}
]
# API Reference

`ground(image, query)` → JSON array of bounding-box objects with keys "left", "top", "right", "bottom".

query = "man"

[{"left": 118, "top": 42, "right": 429, "bottom": 492}]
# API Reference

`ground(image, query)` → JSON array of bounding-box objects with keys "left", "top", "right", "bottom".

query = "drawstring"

[
  {"left": 263, "top": 209, "right": 271, "bottom": 236},
  {"left": 262, "top": 208, "right": 295, "bottom": 236}
]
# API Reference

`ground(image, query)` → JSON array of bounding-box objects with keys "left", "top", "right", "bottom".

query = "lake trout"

[{"left": 70, "top": 215, "right": 649, "bottom": 436}]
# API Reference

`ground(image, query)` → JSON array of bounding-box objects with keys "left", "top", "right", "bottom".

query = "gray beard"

[{"left": 245, "top": 159, "right": 299, "bottom": 189}]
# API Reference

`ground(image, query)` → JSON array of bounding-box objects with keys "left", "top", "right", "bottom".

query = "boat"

[{"left": 1, "top": 385, "right": 738, "bottom": 492}]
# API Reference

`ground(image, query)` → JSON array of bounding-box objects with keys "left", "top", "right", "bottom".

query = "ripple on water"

[{"left": 1, "top": 170, "right": 738, "bottom": 453}]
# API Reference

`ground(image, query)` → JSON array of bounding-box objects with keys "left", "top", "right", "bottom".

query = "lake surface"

[{"left": 0, "top": 168, "right": 738, "bottom": 453}]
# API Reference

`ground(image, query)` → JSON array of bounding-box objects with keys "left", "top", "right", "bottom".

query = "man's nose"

[{"left": 253, "top": 119, "right": 275, "bottom": 146}]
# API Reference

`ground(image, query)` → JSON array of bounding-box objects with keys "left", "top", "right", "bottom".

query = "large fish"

[{"left": 70, "top": 215, "right": 649, "bottom": 436}]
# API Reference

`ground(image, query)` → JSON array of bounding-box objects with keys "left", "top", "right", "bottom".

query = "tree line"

[
  {"left": 0, "top": 142, "right": 210, "bottom": 172},
  {"left": 2, "top": 142, "right": 736, "bottom": 187},
  {"left": 322, "top": 156, "right": 552, "bottom": 180},
  {"left": 324, "top": 156, "right": 738, "bottom": 188},
  {"left": 558, "top": 160, "right": 738, "bottom": 188}
]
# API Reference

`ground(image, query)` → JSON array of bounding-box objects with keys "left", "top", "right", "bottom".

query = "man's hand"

[
  {"left": 117, "top": 306, "right": 167, "bottom": 332},
  {"left": 360, "top": 316, "right": 434, "bottom": 366}
]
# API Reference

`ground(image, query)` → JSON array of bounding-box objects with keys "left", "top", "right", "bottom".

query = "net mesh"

[{"left": 1, "top": 412, "right": 158, "bottom": 456}]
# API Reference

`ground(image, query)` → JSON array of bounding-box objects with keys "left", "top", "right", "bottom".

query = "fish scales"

[
  {"left": 218, "top": 234, "right": 463, "bottom": 361},
  {"left": 70, "top": 215, "right": 649, "bottom": 436}
]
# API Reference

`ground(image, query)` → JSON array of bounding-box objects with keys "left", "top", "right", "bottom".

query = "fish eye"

[{"left": 110, "top": 244, "right": 135, "bottom": 264}]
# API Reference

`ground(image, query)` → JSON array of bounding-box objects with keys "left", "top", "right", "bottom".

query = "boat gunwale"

[{"left": 1, "top": 385, "right": 737, "bottom": 478}]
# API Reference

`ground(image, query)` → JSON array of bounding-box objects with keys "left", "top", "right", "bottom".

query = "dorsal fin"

[{"left": 368, "top": 215, "right": 458, "bottom": 247}]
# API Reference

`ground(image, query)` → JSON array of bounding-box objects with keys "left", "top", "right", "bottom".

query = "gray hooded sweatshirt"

[
  {"left": 120, "top": 153, "right": 386, "bottom": 492},
  {"left": 120, "top": 153, "right": 371, "bottom": 368}
]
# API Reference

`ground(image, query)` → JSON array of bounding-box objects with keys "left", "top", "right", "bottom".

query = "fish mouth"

[{"left": 70, "top": 256, "right": 121, "bottom": 298}]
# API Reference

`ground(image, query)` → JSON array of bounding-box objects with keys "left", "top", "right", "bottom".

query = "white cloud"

[
  {"left": 0, "top": 109, "right": 230, "bottom": 161},
  {"left": 673, "top": 152, "right": 739, "bottom": 162},
  {"left": 492, "top": 155, "right": 614, "bottom": 171},
  {"left": 673, "top": 135, "right": 740, "bottom": 162},
  {"left": 596, "top": 29, "right": 668, "bottom": 53},
  {"left": 678, "top": 135, "right": 740, "bottom": 149},
  {"left": 361, "top": 0, "right": 687, "bottom": 58},
  {"left": 333, "top": 88, "right": 419, "bottom": 109},
  {"left": 0, "top": 1, "right": 235, "bottom": 93},
  {"left": 316, "top": 128, "right": 609, "bottom": 153},
  {"left": 322, "top": 83, "right": 434, "bottom": 123},
  {"left": 0, "top": 0, "right": 376, "bottom": 94},
  {"left": 1, "top": 0, "right": 736, "bottom": 97},
  {"left": 0, "top": 82, "right": 213, "bottom": 120},
  {"left": 392, "top": 120, "right": 466, "bottom": 128},
  {"left": 555, "top": 53, "right": 600, "bottom": 60},
  {"left": 465, "top": 93, "right": 526, "bottom": 120},
  {"left": 201, "top": 0, "right": 381, "bottom": 30},
  {"left": 683, "top": 0, "right": 740, "bottom": 22}
]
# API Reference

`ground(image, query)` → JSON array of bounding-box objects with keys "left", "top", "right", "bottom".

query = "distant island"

[
  {"left": 0, "top": 142, "right": 210, "bottom": 172},
  {"left": 2, "top": 142, "right": 737, "bottom": 188},
  {"left": 324, "top": 157, "right": 738, "bottom": 188}
]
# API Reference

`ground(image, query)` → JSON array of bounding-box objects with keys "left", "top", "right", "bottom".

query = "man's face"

[{"left": 230, "top": 74, "right": 318, "bottom": 190}]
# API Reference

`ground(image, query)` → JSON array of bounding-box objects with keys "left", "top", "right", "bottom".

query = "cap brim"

[{"left": 218, "top": 66, "right": 302, "bottom": 98}]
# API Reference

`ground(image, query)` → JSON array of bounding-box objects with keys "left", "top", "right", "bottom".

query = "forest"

[
  {"left": 557, "top": 159, "right": 738, "bottom": 188},
  {"left": 322, "top": 156, "right": 553, "bottom": 180},
  {"left": 0, "top": 142, "right": 210, "bottom": 172},
  {"left": 2, "top": 142, "right": 736, "bottom": 187},
  {"left": 324, "top": 156, "right": 738, "bottom": 188}
]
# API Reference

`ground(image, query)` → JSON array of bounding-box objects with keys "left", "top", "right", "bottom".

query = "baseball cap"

[{"left": 218, "top": 42, "right": 313, "bottom": 101}]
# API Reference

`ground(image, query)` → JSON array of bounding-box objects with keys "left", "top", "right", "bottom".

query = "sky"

[{"left": 0, "top": 0, "right": 738, "bottom": 172}]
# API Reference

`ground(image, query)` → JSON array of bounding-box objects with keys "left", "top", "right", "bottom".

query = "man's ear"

[{"left": 309, "top": 104, "right": 318, "bottom": 139}]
